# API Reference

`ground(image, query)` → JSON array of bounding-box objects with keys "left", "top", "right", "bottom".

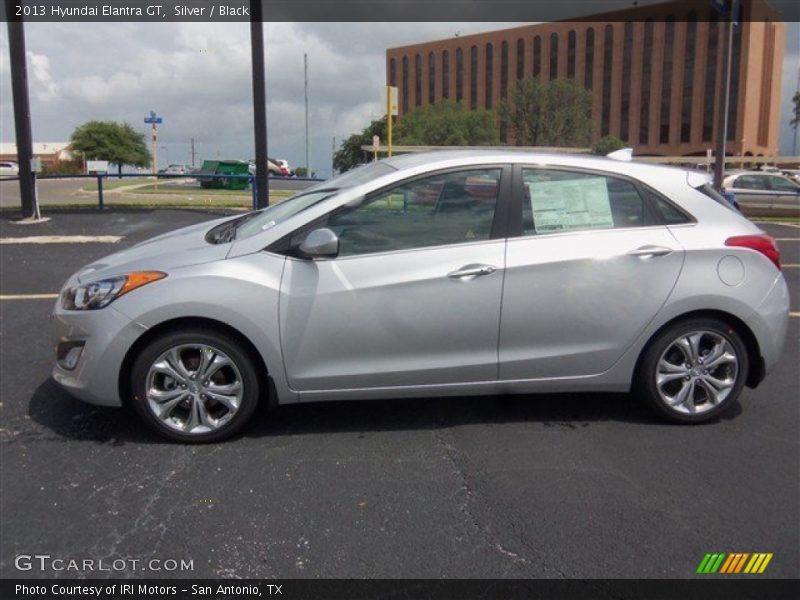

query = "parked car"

[
  {"left": 0, "top": 161, "right": 20, "bottom": 177},
  {"left": 781, "top": 168, "right": 800, "bottom": 185},
  {"left": 275, "top": 159, "right": 294, "bottom": 177},
  {"left": 164, "top": 164, "right": 190, "bottom": 175},
  {"left": 268, "top": 157, "right": 290, "bottom": 176},
  {"left": 248, "top": 158, "right": 283, "bottom": 176},
  {"left": 51, "top": 151, "right": 789, "bottom": 442},
  {"left": 722, "top": 171, "right": 800, "bottom": 215}
]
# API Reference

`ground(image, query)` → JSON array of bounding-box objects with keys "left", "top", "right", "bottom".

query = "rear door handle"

[
  {"left": 447, "top": 264, "right": 497, "bottom": 279},
  {"left": 627, "top": 245, "right": 674, "bottom": 258}
]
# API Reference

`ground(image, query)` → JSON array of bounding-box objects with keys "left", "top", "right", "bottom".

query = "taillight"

[{"left": 725, "top": 234, "right": 781, "bottom": 270}]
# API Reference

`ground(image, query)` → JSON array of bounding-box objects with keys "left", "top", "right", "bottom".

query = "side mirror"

[{"left": 298, "top": 227, "right": 339, "bottom": 259}]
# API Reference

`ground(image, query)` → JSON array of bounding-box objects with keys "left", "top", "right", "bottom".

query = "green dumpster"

[{"left": 198, "top": 159, "right": 250, "bottom": 190}]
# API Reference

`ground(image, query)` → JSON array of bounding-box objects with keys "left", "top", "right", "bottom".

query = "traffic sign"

[{"left": 144, "top": 110, "right": 163, "bottom": 124}]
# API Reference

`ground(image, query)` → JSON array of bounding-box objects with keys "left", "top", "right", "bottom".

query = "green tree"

[
  {"left": 70, "top": 120, "right": 151, "bottom": 176},
  {"left": 592, "top": 135, "right": 626, "bottom": 155},
  {"left": 499, "top": 77, "right": 593, "bottom": 147},
  {"left": 791, "top": 91, "right": 800, "bottom": 129},
  {"left": 393, "top": 100, "right": 499, "bottom": 146},
  {"left": 333, "top": 117, "right": 387, "bottom": 173}
]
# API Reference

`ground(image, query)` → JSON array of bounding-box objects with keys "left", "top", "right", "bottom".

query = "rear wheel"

[
  {"left": 637, "top": 317, "right": 748, "bottom": 423},
  {"left": 130, "top": 329, "right": 260, "bottom": 442}
]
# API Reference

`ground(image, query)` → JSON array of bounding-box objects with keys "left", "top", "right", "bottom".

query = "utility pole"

[
  {"left": 713, "top": 0, "right": 739, "bottom": 191},
  {"left": 793, "top": 67, "right": 799, "bottom": 156},
  {"left": 190, "top": 138, "right": 197, "bottom": 168},
  {"left": 332, "top": 136, "right": 336, "bottom": 176},
  {"left": 250, "top": 2, "right": 269, "bottom": 208},
  {"left": 304, "top": 53, "right": 310, "bottom": 177},
  {"left": 6, "top": 6, "right": 38, "bottom": 219}
]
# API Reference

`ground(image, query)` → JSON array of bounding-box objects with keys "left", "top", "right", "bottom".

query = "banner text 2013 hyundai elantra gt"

[{"left": 50, "top": 152, "right": 789, "bottom": 442}]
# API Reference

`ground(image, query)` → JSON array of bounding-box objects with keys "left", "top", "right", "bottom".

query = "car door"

[
  {"left": 499, "top": 166, "right": 685, "bottom": 380},
  {"left": 764, "top": 175, "right": 800, "bottom": 211},
  {"left": 278, "top": 165, "right": 511, "bottom": 392}
]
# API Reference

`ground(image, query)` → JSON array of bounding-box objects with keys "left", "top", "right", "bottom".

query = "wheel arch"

[
  {"left": 118, "top": 316, "right": 272, "bottom": 407},
  {"left": 634, "top": 309, "right": 764, "bottom": 389}
]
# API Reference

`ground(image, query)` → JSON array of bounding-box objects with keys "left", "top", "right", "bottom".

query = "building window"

[
  {"left": 516, "top": 38, "right": 525, "bottom": 80},
  {"left": 429, "top": 51, "right": 436, "bottom": 105},
  {"left": 601, "top": 25, "right": 613, "bottom": 137},
  {"left": 660, "top": 16, "right": 675, "bottom": 144},
  {"left": 567, "top": 30, "right": 576, "bottom": 79},
  {"left": 470, "top": 45, "right": 478, "bottom": 110},
  {"left": 702, "top": 14, "right": 718, "bottom": 142},
  {"left": 549, "top": 32, "right": 559, "bottom": 80},
  {"left": 501, "top": 41, "right": 509, "bottom": 100},
  {"left": 402, "top": 56, "right": 409, "bottom": 113},
  {"left": 415, "top": 53, "right": 422, "bottom": 107},
  {"left": 620, "top": 22, "right": 633, "bottom": 141},
  {"left": 485, "top": 43, "right": 494, "bottom": 109},
  {"left": 681, "top": 13, "right": 697, "bottom": 143},
  {"left": 456, "top": 48, "right": 464, "bottom": 102},
  {"left": 533, "top": 35, "right": 541, "bottom": 77},
  {"left": 389, "top": 58, "right": 396, "bottom": 87},
  {"left": 639, "top": 19, "right": 654, "bottom": 144},
  {"left": 584, "top": 28, "right": 594, "bottom": 90},
  {"left": 442, "top": 50, "right": 450, "bottom": 100}
]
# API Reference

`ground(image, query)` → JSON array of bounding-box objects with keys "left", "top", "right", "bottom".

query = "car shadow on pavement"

[{"left": 27, "top": 377, "right": 743, "bottom": 445}]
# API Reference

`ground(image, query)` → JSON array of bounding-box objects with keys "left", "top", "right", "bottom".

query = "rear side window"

[
  {"left": 696, "top": 183, "right": 738, "bottom": 213},
  {"left": 641, "top": 186, "right": 693, "bottom": 224},
  {"left": 766, "top": 175, "right": 798, "bottom": 192},
  {"left": 522, "top": 168, "right": 649, "bottom": 234}
]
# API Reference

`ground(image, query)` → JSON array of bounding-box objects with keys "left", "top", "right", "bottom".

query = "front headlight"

[{"left": 61, "top": 271, "right": 166, "bottom": 310}]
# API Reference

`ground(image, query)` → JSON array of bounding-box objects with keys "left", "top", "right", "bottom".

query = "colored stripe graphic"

[
  {"left": 700, "top": 553, "right": 773, "bottom": 574},
  {"left": 719, "top": 554, "right": 736, "bottom": 573},
  {"left": 758, "top": 554, "right": 773, "bottom": 573}
]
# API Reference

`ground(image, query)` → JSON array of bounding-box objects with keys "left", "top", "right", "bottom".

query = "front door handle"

[
  {"left": 627, "top": 245, "right": 674, "bottom": 258},
  {"left": 447, "top": 263, "right": 497, "bottom": 280}
]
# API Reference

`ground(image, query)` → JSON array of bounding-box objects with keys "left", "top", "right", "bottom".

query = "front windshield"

[{"left": 234, "top": 161, "right": 396, "bottom": 240}]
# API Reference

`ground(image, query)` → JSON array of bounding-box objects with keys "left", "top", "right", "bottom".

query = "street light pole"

[
  {"left": 6, "top": 6, "right": 38, "bottom": 219},
  {"left": 713, "top": 0, "right": 739, "bottom": 191},
  {"left": 304, "top": 53, "right": 310, "bottom": 177},
  {"left": 250, "top": 2, "right": 269, "bottom": 208}
]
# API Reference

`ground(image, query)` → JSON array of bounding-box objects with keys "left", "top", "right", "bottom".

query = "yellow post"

[{"left": 387, "top": 85, "right": 393, "bottom": 157}]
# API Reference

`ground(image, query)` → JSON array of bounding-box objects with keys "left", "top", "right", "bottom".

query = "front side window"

[
  {"left": 735, "top": 175, "right": 766, "bottom": 190},
  {"left": 324, "top": 169, "right": 502, "bottom": 257},
  {"left": 522, "top": 169, "right": 648, "bottom": 235}
]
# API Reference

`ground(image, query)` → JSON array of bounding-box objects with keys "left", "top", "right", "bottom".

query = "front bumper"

[{"left": 50, "top": 299, "right": 148, "bottom": 407}]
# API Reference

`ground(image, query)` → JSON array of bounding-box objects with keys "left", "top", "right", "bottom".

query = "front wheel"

[
  {"left": 130, "top": 329, "right": 261, "bottom": 442},
  {"left": 637, "top": 318, "right": 749, "bottom": 423}
]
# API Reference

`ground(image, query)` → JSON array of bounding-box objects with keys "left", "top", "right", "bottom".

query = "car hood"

[{"left": 76, "top": 215, "right": 235, "bottom": 283}]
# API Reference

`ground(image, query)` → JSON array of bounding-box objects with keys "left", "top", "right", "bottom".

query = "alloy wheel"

[
  {"left": 655, "top": 330, "right": 739, "bottom": 415},
  {"left": 145, "top": 344, "right": 244, "bottom": 434}
]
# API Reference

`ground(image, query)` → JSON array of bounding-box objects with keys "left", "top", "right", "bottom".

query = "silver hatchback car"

[{"left": 51, "top": 151, "right": 790, "bottom": 442}]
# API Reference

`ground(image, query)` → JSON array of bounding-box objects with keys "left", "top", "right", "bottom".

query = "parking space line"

[
  {"left": 0, "top": 235, "right": 122, "bottom": 244},
  {"left": 754, "top": 221, "right": 800, "bottom": 229},
  {"left": 775, "top": 238, "right": 799, "bottom": 242},
  {"left": 782, "top": 264, "right": 799, "bottom": 268},
  {"left": 791, "top": 312, "right": 800, "bottom": 318},
  {"left": 0, "top": 293, "right": 59, "bottom": 300}
]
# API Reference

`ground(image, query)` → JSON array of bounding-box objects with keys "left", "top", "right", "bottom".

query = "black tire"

[
  {"left": 636, "top": 317, "right": 749, "bottom": 424},
  {"left": 130, "top": 329, "right": 261, "bottom": 443}
]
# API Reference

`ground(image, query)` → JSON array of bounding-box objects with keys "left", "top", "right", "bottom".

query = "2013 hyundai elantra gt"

[{"left": 50, "top": 151, "right": 790, "bottom": 442}]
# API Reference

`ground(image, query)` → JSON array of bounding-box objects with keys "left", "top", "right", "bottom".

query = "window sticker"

[{"left": 528, "top": 177, "right": 614, "bottom": 233}]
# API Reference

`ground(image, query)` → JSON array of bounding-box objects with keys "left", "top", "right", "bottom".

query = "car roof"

[{"left": 380, "top": 149, "right": 699, "bottom": 182}]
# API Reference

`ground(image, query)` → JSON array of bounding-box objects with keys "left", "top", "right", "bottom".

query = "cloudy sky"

[{"left": 1, "top": 21, "right": 798, "bottom": 176}]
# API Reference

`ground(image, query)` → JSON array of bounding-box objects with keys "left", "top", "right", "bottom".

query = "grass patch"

[{"left": 82, "top": 177, "right": 152, "bottom": 191}]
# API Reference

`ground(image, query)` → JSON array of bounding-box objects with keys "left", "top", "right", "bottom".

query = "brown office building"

[{"left": 386, "top": 0, "right": 785, "bottom": 156}]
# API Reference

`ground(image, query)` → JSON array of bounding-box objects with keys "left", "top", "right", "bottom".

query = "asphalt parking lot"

[{"left": 0, "top": 208, "right": 797, "bottom": 579}]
